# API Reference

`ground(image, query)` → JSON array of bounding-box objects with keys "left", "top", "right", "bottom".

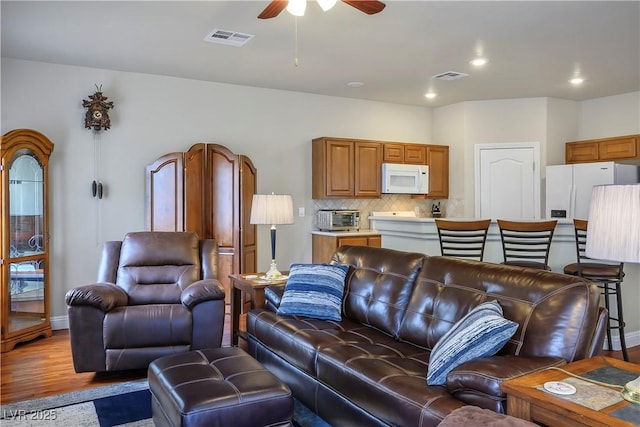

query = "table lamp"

[
  {"left": 250, "top": 193, "right": 294, "bottom": 280},
  {"left": 585, "top": 183, "right": 640, "bottom": 404}
]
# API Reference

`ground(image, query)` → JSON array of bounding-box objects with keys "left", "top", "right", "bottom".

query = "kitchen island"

[
  {"left": 370, "top": 212, "right": 577, "bottom": 271},
  {"left": 369, "top": 212, "right": 639, "bottom": 352}
]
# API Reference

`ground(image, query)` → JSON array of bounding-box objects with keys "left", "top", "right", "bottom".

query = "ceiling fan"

[{"left": 258, "top": 0, "right": 386, "bottom": 19}]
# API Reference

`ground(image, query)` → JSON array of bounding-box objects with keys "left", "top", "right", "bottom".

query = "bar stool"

[
  {"left": 497, "top": 219, "right": 557, "bottom": 270},
  {"left": 563, "top": 219, "right": 628, "bottom": 361},
  {"left": 435, "top": 219, "right": 492, "bottom": 261}
]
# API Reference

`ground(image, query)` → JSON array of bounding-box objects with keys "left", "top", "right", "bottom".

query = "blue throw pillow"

[
  {"left": 277, "top": 263, "right": 349, "bottom": 321},
  {"left": 426, "top": 300, "right": 518, "bottom": 386}
]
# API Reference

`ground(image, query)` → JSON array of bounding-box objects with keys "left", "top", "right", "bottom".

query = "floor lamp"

[
  {"left": 586, "top": 183, "right": 640, "bottom": 404},
  {"left": 250, "top": 193, "right": 294, "bottom": 280}
]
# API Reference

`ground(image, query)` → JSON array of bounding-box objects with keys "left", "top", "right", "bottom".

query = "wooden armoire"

[{"left": 145, "top": 143, "right": 257, "bottom": 313}]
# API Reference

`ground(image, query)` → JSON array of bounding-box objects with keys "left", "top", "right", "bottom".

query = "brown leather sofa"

[
  {"left": 247, "top": 245, "right": 607, "bottom": 427},
  {"left": 65, "top": 232, "right": 226, "bottom": 372}
]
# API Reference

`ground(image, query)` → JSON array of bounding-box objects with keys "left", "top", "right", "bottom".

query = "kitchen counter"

[
  {"left": 368, "top": 215, "right": 578, "bottom": 265},
  {"left": 311, "top": 229, "right": 379, "bottom": 237}
]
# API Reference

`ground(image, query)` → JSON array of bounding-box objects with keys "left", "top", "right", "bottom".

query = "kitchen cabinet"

[
  {"left": 312, "top": 232, "right": 381, "bottom": 263},
  {"left": 313, "top": 137, "right": 449, "bottom": 199},
  {"left": 312, "top": 137, "right": 382, "bottom": 199},
  {"left": 1, "top": 129, "right": 54, "bottom": 352},
  {"left": 382, "top": 142, "right": 449, "bottom": 198},
  {"left": 146, "top": 143, "right": 257, "bottom": 312},
  {"left": 425, "top": 145, "right": 449, "bottom": 198},
  {"left": 383, "top": 143, "right": 426, "bottom": 164},
  {"left": 566, "top": 135, "right": 639, "bottom": 163}
]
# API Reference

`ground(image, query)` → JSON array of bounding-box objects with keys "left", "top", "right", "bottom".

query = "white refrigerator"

[{"left": 545, "top": 161, "right": 640, "bottom": 219}]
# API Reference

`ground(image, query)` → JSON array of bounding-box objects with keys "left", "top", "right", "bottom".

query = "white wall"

[
  {"left": 579, "top": 91, "right": 640, "bottom": 139},
  {"left": 1, "top": 58, "right": 432, "bottom": 321}
]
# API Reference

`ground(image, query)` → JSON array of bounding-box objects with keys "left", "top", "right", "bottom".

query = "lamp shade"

[
  {"left": 585, "top": 184, "right": 640, "bottom": 263},
  {"left": 250, "top": 194, "right": 294, "bottom": 225}
]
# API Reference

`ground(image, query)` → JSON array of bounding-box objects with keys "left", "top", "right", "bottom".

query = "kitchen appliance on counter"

[
  {"left": 315, "top": 209, "right": 361, "bottom": 231},
  {"left": 545, "top": 161, "right": 639, "bottom": 219},
  {"left": 381, "top": 163, "right": 429, "bottom": 194}
]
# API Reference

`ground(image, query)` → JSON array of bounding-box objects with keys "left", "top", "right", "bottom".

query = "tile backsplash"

[{"left": 312, "top": 195, "right": 464, "bottom": 229}]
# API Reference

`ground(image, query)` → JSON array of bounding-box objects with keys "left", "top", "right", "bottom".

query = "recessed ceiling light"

[
  {"left": 470, "top": 57, "right": 488, "bottom": 67},
  {"left": 424, "top": 92, "right": 437, "bottom": 99},
  {"left": 347, "top": 81, "right": 364, "bottom": 88},
  {"left": 569, "top": 77, "right": 585, "bottom": 85}
]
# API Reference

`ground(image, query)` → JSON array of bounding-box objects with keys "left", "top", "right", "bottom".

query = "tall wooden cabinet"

[
  {"left": 146, "top": 143, "right": 257, "bottom": 311},
  {"left": 1, "top": 129, "right": 54, "bottom": 352}
]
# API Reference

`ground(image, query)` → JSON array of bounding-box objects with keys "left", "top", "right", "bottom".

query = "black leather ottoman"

[{"left": 148, "top": 347, "right": 293, "bottom": 427}]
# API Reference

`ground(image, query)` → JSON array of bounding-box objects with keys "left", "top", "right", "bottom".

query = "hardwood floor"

[{"left": 1, "top": 328, "right": 638, "bottom": 405}]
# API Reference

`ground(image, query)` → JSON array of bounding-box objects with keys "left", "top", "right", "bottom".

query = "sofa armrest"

[
  {"left": 181, "top": 279, "right": 225, "bottom": 309},
  {"left": 445, "top": 355, "right": 567, "bottom": 409},
  {"left": 65, "top": 283, "right": 128, "bottom": 312},
  {"left": 264, "top": 284, "right": 286, "bottom": 312}
]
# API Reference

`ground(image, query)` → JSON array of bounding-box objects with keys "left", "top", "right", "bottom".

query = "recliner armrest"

[
  {"left": 445, "top": 355, "right": 566, "bottom": 404},
  {"left": 65, "top": 283, "right": 128, "bottom": 312},
  {"left": 181, "top": 279, "right": 225, "bottom": 309}
]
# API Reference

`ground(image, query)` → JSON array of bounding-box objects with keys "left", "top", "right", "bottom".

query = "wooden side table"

[
  {"left": 501, "top": 356, "right": 640, "bottom": 427},
  {"left": 229, "top": 273, "right": 287, "bottom": 346}
]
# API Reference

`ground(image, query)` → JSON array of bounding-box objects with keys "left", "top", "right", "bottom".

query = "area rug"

[{"left": 0, "top": 380, "right": 330, "bottom": 427}]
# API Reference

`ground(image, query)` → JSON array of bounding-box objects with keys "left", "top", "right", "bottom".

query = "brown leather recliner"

[{"left": 65, "top": 232, "right": 226, "bottom": 372}]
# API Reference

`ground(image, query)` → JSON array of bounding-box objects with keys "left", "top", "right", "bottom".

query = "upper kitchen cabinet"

[
  {"left": 312, "top": 137, "right": 382, "bottom": 199},
  {"left": 566, "top": 134, "right": 639, "bottom": 164},
  {"left": 425, "top": 145, "right": 449, "bottom": 198},
  {"left": 382, "top": 142, "right": 449, "bottom": 198},
  {"left": 383, "top": 143, "right": 426, "bottom": 164}
]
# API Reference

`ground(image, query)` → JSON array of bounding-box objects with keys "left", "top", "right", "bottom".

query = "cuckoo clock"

[{"left": 82, "top": 85, "right": 114, "bottom": 131}]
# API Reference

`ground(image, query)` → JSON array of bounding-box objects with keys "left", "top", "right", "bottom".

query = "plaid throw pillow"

[{"left": 277, "top": 263, "right": 349, "bottom": 321}]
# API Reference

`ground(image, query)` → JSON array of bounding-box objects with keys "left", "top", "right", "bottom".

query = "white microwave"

[{"left": 381, "top": 163, "right": 429, "bottom": 194}]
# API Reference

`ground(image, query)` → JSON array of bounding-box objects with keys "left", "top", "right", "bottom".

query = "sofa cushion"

[
  {"left": 277, "top": 263, "right": 349, "bottom": 321},
  {"left": 331, "top": 246, "right": 425, "bottom": 338},
  {"left": 426, "top": 300, "right": 517, "bottom": 385}
]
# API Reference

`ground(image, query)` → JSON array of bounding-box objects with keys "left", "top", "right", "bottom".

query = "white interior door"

[{"left": 475, "top": 143, "right": 540, "bottom": 219}]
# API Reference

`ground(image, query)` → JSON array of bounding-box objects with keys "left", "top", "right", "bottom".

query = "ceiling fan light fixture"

[
  {"left": 287, "top": 0, "right": 307, "bottom": 16},
  {"left": 317, "top": 0, "right": 338, "bottom": 12}
]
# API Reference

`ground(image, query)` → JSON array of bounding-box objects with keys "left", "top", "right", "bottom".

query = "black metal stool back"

[
  {"left": 435, "top": 219, "right": 492, "bottom": 261},
  {"left": 497, "top": 219, "right": 557, "bottom": 270}
]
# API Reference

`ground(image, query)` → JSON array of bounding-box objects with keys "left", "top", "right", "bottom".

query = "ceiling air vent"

[
  {"left": 432, "top": 71, "right": 469, "bottom": 81},
  {"left": 203, "top": 29, "right": 254, "bottom": 47}
]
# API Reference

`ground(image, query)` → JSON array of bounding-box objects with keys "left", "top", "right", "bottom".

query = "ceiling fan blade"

[
  {"left": 341, "top": 0, "right": 386, "bottom": 15},
  {"left": 258, "top": 1, "right": 289, "bottom": 19}
]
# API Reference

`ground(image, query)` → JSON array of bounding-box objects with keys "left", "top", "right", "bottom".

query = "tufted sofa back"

[
  {"left": 332, "top": 246, "right": 602, "bottom": 363},
  {"left": 97, "top": 232, "right": 216, "bottom": 305},
  {"left": 331, "top": 246, "right": 425, "bottom": 339},
  {"left": 397, "top": 256, "right": 602, "bottom": 362}
]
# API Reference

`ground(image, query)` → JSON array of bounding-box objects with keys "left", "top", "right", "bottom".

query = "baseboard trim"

[
  {"left": 51, "top": 315, "right": 69, "bottom": 331},
  {"left": 603, "top": 329, "right": 640, "bottom": 351}
]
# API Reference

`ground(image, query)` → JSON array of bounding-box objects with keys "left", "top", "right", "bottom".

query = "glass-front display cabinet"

[{"left": 1, "top": 129, "right": 54, "bottom": 352}]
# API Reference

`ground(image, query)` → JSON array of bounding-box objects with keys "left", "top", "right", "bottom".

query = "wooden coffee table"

[{"left": 501, "top": 356, "right": 640, "bottom": 427}]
